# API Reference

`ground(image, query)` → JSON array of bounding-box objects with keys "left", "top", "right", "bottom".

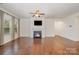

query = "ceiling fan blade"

[
  {"left": 32, "top": 15, "right": 35, "bottom": 17},
  {"left": 29, "top": 12, "right": 35, "bottom": 14},
  {"left": 40, "top": 13, "right": 45, "bottom": 15}
]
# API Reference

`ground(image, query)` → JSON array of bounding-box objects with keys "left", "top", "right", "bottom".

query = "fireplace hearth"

[{"left": 33, "top": 31, "right": 42, "bottom": 39}]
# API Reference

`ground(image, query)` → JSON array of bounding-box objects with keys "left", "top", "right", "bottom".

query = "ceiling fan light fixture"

[
  {"left": 35, "top": 14, "right": 39, "bottom": 17},
  {"left": 30, "top": 9, "right": 45, "bottom": 17}
]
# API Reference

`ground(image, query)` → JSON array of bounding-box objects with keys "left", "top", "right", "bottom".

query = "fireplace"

[{"left": 33, "top": 31, "right": 42, "bottom": 38}]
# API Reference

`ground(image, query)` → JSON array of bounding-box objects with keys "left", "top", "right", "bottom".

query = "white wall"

[
  {"left": 54, "top": 14, "right": 79, "bottom": 41},
  {"left": 45, "top": 18, "right": 55, "bottom": 37},
  {"left": 20, "top": 14, "right": 79, "bottom": 41},
  {"left": 20, "top": 18, "right": 30, "bottom": 37},
  {"left": 20, "top": 18, "right": 55, "bottom": 38}
]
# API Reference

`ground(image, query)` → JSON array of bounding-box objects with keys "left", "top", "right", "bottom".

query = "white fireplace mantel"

[{"left": 30, "top": 17, "right": 45, "bottom": 38}]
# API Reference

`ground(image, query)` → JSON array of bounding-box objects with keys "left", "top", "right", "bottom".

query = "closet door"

[{"left": 3, "top": 13, "right": 12, "bottom": 44}]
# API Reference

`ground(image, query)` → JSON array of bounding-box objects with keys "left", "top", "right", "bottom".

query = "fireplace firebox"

[{"left": 33, "top": 31, "right": 42, "bottom": 38}]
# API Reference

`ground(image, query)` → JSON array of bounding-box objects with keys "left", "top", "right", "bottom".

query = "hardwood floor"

[{"left": 0, "top": 36, "right": 79, "bottom": 55}]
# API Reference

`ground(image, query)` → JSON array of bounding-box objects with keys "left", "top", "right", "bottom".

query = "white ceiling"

[{"left": 0, "top": 3, "right": 79, "bottom": 18}]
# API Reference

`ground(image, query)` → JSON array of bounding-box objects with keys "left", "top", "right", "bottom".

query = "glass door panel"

[
  {"left": 14, "top": 18, "right": 18, "bottom": 39},
  {"left": 3, "top": 13, "right": 12, "bottom": 43},
  {"left": 0, "top": 16, "right": 1, "bottom": 45}
]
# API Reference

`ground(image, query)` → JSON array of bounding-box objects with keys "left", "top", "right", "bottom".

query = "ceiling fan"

[{"left": 29, "top": 9, "right": 45, "bottom": 17}]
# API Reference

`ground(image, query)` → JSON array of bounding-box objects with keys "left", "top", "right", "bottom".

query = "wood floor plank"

[{"left": 0, "top": 36, "right": 79, "bottom": 55}]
